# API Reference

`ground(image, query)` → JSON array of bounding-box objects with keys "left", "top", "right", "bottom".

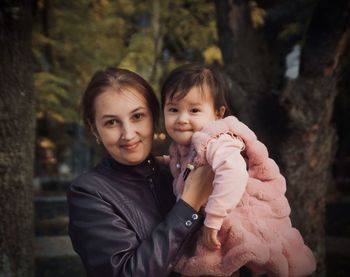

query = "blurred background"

[
  {"left": 1, "top": 0, "right": 349, "bottom": 276},
  {"left": 31, "top": 0, "right": 221, "bottom": 180}
]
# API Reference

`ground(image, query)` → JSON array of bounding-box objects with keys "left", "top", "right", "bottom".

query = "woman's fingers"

[{"left": 181, "top": 165, "right": 214, "bottom": 211}]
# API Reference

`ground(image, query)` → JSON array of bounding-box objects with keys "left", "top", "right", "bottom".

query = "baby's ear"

[{"left": 216, "top": 106, "right": 226, "bottom": 119}]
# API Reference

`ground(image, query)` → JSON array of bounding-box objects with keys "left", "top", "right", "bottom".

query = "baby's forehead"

[{"left": 166, "top": 86, "right": 214, "bottom": 104}]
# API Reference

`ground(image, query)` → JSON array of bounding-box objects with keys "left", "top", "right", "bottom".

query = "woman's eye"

[
  {"left": 104, "top": 119, "right": 119, "bottom": 126},
  {"left": 133, "top": 113, "right": 145, "bottom": 120}
]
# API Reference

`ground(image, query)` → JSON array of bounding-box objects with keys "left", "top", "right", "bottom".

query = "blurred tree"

[
  {"left": 119, "top": 0, "right": 219, "bottom": 91},
  {"left": 33, "top": 0, "right": 130, "bottom": 123},
  {"left": 32, "top": 0, "right": 219, "bottom": 125},
  {"left": 0, "top": 1, "right": 35, "bottom": 276},
  {"left": 32, "top": 0, "right": 219, "bottom": 174},
  {"left": 215, "top": 0, "right": 350, "bottom": 276},
  {"left": 32, "top": 0, "right": 142, "bottom": 174},
  {"left": 161, "top": 0, "right": 220, "bottom": 77}
]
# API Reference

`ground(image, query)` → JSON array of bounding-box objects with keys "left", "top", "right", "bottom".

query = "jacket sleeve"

[
  {"left": 204, "top": 133, "right": 249, "bottom": 230},
  {"left": 67, "top": 180, "right": 203, "bottom": 277}
]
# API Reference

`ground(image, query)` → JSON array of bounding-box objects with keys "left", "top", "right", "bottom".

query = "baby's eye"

[
  {"left": 168, "top": 107, "right": 178, "bottom": 113},
  {"left": 190, "top": 108, "right": 200, "bottom": 113}
]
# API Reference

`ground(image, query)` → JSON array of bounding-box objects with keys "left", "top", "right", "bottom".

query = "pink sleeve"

[{"left": 204, "top": 134, "right": 248, "bottom": 230}]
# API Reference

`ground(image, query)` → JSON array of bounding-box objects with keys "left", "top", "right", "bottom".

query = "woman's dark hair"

[
  {"left": 160, "top": 63, "right": 231, "bottom": 117},
  {"left": 81, "top": 67, "right": 159, "bottom": 129}
]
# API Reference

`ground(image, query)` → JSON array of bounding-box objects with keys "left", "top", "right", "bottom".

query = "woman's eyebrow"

[
  {"left": 130, "top": 107, "right": 148, "bottom": 114},
  {"left": 101, "top": 107, "right": 147, "bottom": 119},
  {"left": 101, "top": 114, "right": 119, "bottom": 119}
]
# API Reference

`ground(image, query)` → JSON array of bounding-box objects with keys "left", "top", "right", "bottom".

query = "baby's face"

[{"left": 164, "top": 85, "right": 219, "bottom": 146}]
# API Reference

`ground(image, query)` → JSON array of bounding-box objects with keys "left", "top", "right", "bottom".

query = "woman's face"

[{"left": 93, "top": 87, "right": 154, "bottom": 165}]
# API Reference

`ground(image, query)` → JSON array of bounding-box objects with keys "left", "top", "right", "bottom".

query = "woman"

[{"left": 67, "top": 67, "right": 214, "bottom": 277}]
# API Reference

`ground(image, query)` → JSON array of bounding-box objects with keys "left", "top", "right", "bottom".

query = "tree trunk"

[
  {"left": 0, "top": 1, "right": 35, "bottom": 276},
  {"left": 215, "top": 0, "right": 282, "bottom": 153},
  {"left": 215, "top": 0, "right": 350, "bottom": 276},
  {"left": 278, "top": 77, "right": 338, "bottom": 276},
  {"left": 149, "top": 0, "right": 168, "bottom": 86},
  {"left": 42, "top": 0, "right": 53, "bottom": 68},
  {"left": 279, "top": 1, "right": 350, "bottom": 275}
]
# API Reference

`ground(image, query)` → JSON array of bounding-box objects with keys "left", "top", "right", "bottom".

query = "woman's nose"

[{"left": 121, "top": 123, "right": 136, "bottom": 140}]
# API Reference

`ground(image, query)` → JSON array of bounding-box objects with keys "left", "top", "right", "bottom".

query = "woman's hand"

[{"left": 180, "top": 165, "right": 214, "bottom": 211}]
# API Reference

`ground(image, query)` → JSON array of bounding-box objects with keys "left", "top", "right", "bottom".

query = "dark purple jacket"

[{"left": 67, "top": 155, "right": 203, "bottom": 277}]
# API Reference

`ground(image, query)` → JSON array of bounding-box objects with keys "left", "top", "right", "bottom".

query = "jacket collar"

[{"left": 102, "top": 154, "right": 156, "bottom": 178}]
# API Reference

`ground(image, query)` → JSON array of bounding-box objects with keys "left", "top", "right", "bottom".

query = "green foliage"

[
  {"left": 33, "top": 0, "right": 219, "bottom": 124},
  {"left": 34, "top": 72, "right": 74, "bottom": 122},
  {"left": 163, "top": 0, "right": 218, "bottom": 62},
  {"left": 119, "top": 30, "right": 156, "bottom": 80}
]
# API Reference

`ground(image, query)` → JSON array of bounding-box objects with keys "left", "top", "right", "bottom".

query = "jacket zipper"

[
  {"left": 148, "top": 177, "right": 161, "bottom": 209},
  {"left": 147, "top": 159, "right": 161, "bottom": 209}
]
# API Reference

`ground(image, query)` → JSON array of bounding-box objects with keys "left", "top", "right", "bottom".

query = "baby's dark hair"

[{"left": 160, "top": 63, "right": 231, "bottom": 117}]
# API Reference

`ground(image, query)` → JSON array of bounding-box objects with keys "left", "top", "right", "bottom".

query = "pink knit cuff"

[{"left": 203, "top": 214, "right": 224, "bottom": 230}]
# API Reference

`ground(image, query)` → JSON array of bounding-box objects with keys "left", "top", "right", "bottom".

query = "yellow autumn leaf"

[
  {"left": 249, "top": 1, "right": 266, "bottom": 29},
  {"left": 203, "top": 46, "right": 223, "bottom": 65}
]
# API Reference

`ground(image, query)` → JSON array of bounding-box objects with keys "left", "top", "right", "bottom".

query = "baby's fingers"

[
  {"left": 203, "top": 228, "right": 221, "bottom": 250},
  {"left": 210, "top": 232, "right": 221, "bottom": 250}
]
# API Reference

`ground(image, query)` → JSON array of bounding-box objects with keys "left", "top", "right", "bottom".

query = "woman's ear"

[
  {"left": 216, "top": 106, "right": 226, "bottom": 119},
  {"left": 89, "top": 121, "right": 101, "bottom": 145},
  {"left": 88, "top": 121, "right": 95, "bottom": 134}
]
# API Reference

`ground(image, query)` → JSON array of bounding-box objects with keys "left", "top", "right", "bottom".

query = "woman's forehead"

[{"left": 95, "top": 88, "right": 148, "bottom": 115}]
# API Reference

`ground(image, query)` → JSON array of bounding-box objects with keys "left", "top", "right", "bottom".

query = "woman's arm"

[{"left": 68, "top": 167, "right": 213, "bottom": 277}]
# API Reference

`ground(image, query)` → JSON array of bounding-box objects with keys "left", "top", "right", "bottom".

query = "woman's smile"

[{"left": 120, "top": 141, "right": 141, "bottom": 151}]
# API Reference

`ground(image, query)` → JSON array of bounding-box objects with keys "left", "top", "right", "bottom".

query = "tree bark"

[
  {"left": 215, "top": 0, "right": 282, "bottom": 150},
  {"left": 149, "top": 0, "right": 167, "bottom": 85},
  {"left": 42, "top": 0, "right": 53, "bottom": 68},
  {"left": 0, "top": 1, "right": 35, "bottom": 276},
  {"left": 279, "top": 1, "right": 350, "bottom": 275},
  {"left": 215, "top": 0, "right": 350, "bottom": 276},
  {"left": 278, "top": 77, "right": 338, "bottom": 276}
]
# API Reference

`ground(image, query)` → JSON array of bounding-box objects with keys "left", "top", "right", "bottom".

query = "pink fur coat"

[{"left": 168, "top": 116, "right": 316, "bottom": 277}]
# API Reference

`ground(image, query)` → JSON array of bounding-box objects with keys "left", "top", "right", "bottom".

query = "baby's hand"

[{"left": 202, "top": 226, "right": 221, "bottom": 250}]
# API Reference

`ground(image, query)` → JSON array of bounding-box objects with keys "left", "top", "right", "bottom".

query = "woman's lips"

[{"left": 120, "top": 141, "right": 140, "bottom": 150}]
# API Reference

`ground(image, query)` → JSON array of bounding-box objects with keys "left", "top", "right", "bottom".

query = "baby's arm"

[{"left": 203, "top": 134, "right": 248, "bottom": 249}]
